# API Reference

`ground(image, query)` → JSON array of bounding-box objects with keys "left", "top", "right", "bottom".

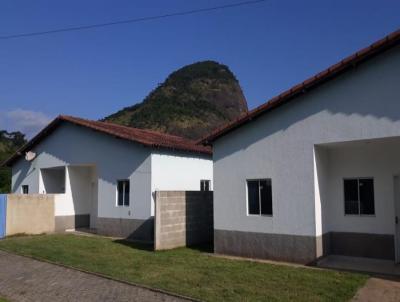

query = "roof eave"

[
  {"left": 1, "top": 116, "right": 63, "bottom": 167},
  {"left": 2, "top": 116, "right": 212, "bottom": 167},
  {"left": 199, "top": 28, "right": 400, "bottom": 145}
]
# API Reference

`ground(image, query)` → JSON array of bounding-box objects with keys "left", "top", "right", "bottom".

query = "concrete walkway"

[
  {"left": 353, "top": 277, "right": 400, "bottom": 302},
  {"left": 317, "top": 255, "right": 400, "bottom": 276},
  {"left": 317, "top": 255, "right": 400, "bottom": 302},
  {"left": 0, "top": 251, "right": 192, "bottom": 302}
]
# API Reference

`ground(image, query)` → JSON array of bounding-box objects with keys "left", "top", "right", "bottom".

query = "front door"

[{"left": 393, "top": 176, "right": 400, "bottom": 262}]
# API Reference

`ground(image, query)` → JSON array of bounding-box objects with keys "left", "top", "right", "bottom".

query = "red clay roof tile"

[{"left": 2, "top": 115, "right": 211, "bottom": 166}]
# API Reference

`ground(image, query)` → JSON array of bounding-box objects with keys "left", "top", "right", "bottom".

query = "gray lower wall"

[
  {"left": 96, "top": 217, "right": 154, "bottom": 242},
  {"left": 155, "top": 191, "right": 213, "bottom": 250},
  {"left": 214, "top": 229, "right": 395, "bottom": 264},
  {"left": 322, "top": 232, "right": 395, "bottom": 260},
  {"left": 212, "top": 46, "right": 400, "bottom": 254},
  {"left": 214, "top": 229, "right": 317, "bottom": 264},
  {"left": 55, "top": 214, "right": 90, "bottom": 233}
]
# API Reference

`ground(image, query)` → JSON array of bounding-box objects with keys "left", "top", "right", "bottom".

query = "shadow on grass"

[
  {"left": 112, "top": 239, "right": 154, "bottom": 252},
  {"left": 112, "top": 239, "right": 213, "bottom": 254},
  {"left": 186, "top": 243, "right": 213, "bottom": 253},
  {"left": 6, "top": 233, "right": 46, "bottom": 239}
]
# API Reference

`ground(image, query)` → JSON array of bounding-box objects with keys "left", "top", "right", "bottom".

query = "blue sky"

[{"left": 0, "top": 0, "right": 399, "bottom": 137}]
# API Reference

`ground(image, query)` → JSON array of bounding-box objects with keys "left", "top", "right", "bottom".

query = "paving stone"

[{"left": 0, "top": 251, "right": 191, "bottom": 302}]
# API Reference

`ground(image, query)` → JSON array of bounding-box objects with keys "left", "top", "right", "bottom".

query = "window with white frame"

[
  {"left": 200, "top": 180, "right": 211, "bottom": 191},
  {"left": 117, "top": 180, "right": 130, "bottom": 207},
  {"left": 247, "top": 179, "right": 272, "bottom": 215},
  {"left": 344, "top": 178, "right": 375, "bottom": 215}
]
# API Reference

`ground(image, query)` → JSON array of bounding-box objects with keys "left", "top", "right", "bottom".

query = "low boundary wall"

[
  {"left": 6, "top": 194, "right": 55, "bottom": 236},
  {"left": 155, "top": 191, "right": 213, "bottom": 250},
  {"left": 0, "top": 195, "right": 6, "bottom": 238}
]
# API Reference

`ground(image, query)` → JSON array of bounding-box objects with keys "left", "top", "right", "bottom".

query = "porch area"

[
  {"left": 0, "top": 164, "right": 98, "bottom": 238},
  {"left": 314, "top": 136, "right": 400, "bottom": 264},
  {"left": 41, "top": 165, "right": 98, "bottom": 232}
]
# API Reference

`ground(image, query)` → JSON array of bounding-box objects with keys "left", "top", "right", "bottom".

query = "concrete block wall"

[{"left": 154, "top": 191, "right": 213, "bottom": 250}]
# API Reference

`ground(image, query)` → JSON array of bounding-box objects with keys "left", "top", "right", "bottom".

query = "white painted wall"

[
  {"left": 319, "top": 138, "right": 400, "bottom": 235},
  {"left": 54, "top": 194, "right": 73, "bottom": 216},
  {"left": 213, "top": 44, "right": 400, "bottom": 237},
  {"left": 89, "top": 167, "right": 98, "bottom": 228},
  {"left": 12, "top": 122, "right": 152, "bottom": 221},
  {"left": 11, "top": 122, "right": 213, "bottom": 222},
  {"left": 313, "top": 147, "right": 329, "bottom": 236},
  {"left": 67, "top": 166, "right": 92, "bottom": 215},
  {"left": 46, "top": 166, "right": 93, "bottom": 217},
  {"left": 150, "top": 151, "right": 213, "bottom": 215}
]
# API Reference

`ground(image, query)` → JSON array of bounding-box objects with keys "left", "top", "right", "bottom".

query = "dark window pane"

[
  {"left": 201, "top": 180, "right": 210, "bottom": 191},
  {"left": 22, "top": 185, "right": 29, "bottom": 194},
  {"left": 344, "top": 179, "right": 358, "bottom": 201},
  {"left": 260, "top": 180, "right": 273, "bottom": 215},
  {"left": 248, "top": 180, "right": 260, "bottom": 215},
  {"left": 345, "top": 200, "right": 359, "bottom": 215},
  {"left": 359, "top": 179, "right": 374, "bottom": 215},
  {"left": 124, "top": 181, "right": 130, "bottom": 206},
  {"left": 344, "top": 179, "right": 359, "bottom": 214},
  {"left": 117, "top": 181, "right": 124, "bottom": 206}
]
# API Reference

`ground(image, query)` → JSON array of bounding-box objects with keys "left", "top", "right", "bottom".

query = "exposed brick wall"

[{"left": 154, "top": 191, "right": 213, "bottom": 250}]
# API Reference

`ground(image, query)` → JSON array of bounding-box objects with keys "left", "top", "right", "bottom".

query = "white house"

[
  {"left": 200, "top": 29, "right": 400, "bottom": 263},
  {"left": 4, "top": 115, "right": 213, "bottom": 241}
]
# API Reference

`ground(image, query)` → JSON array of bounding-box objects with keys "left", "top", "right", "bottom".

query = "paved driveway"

[{"left": 0, "top": 251, "right": 192, "bottom": 302}]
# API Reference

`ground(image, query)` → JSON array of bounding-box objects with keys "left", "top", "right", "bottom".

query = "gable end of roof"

[{"left": 2, "top": 115, "right": 212, "bottom": 167}]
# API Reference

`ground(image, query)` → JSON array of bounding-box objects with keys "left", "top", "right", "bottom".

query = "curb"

[
  {"left": 0, "top": 248, "right": 201, "bottom": 302},
  {"left": 209, "top": 253, "right": 379, "bottom": 276}
]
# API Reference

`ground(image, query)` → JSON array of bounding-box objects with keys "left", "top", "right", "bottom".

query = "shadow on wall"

[
  {"left": 185, "top": 191, "right": 214, "bottom": 250},
  {"left": 12, "top": 162, "right": 33, "bottom": 193},
  {"left": 96, "top": 217, "right": 154, "bottom": 242},
  {"left": 126, "top": 218, "right": 154, "bottom": 242},
  {"left": 42, "top": 166, "right": 65, "bottom": 193},
  {"left": 68, "top": 166, "right": 92, "bottom": 229},
  {"left": 154, "top": 191, "right": 213, "bottom": 251}
]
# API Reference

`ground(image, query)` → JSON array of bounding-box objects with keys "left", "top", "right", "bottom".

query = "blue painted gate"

[{"left": 0, "top": 194, "right": 6, "bottom": 238}]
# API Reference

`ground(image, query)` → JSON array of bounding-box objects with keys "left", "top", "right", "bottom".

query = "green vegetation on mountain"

[
  {"left": 0, "top": 131, "right": 26, "bottom": 193},
  {"left": 104, "top": 61, "right": 248, "bottom": 139},
  {"left": 0, "top": 61, "right": 246, "bottom": 190}
]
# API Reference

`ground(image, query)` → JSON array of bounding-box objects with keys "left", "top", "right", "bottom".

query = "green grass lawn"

[{"left": 0, "top": 234, "right": 367, "bottom": 302}]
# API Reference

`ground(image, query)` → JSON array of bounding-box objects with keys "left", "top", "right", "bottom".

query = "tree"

[{"left": 0, "top": 131, "right": 27, "bottom": 193}]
